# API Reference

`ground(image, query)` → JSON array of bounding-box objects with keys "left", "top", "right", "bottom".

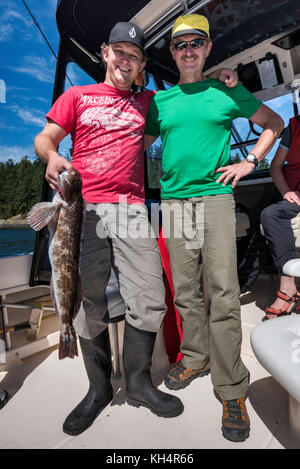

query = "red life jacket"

[{"left": 283, "top": 117, "right": 300, "bottom": 191}]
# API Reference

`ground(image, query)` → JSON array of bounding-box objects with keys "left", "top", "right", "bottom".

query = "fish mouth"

[
  {"left": 57, "top": 170, "right": 81, "bottom": 199},
  {"left": 57, "top": 171, "right": 69, "bottom": 192}
]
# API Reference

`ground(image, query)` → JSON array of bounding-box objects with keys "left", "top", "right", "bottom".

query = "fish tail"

[{"left": 58, "top": 324, "right": 78, "bottom": 360}]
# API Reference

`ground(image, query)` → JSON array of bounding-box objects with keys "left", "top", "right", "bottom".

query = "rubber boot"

[
  {"left": 123, "top": 322, "right": 184, "bottom": 418},
  {"left": 63, "top": 328, "right": 113, "bottom": 436}
]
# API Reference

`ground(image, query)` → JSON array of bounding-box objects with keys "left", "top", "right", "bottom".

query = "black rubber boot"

[
  {"left": 63, "top": 329, "right": 113, "bottom": 436},
  {"left": 123, "top": 322, "right": 184, "bottom": 418}
]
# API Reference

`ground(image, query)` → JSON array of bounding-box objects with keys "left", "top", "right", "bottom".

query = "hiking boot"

[
  {"left": 164, "top": 359, "right": 210, "bottom": 390},
  {"left": 221, "top": 398, "right": 250, "bottom": 442}
]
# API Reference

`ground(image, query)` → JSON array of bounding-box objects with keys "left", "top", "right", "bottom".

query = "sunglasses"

[{"left": 173, "top": 38, "right": 207, "bottom": 51}]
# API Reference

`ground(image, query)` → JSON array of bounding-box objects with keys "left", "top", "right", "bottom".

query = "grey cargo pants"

[{"left": 73, "top": 203, "right": 166, "bottom": 340}]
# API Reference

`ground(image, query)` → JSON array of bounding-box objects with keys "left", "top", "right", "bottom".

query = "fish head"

[{"left": 57, "top": 170, "right": 82, "bottom": 202}]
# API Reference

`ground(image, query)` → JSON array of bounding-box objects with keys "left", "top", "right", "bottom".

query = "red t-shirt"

[{"left": 46, "top": 83, "right": 154, "bottom": 204}]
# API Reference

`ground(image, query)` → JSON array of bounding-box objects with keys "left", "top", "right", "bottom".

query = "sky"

[
  {"left": 0, "top": 0, "right": 297, "bottom": 166},
  {"left": 0, "top": 0, "right": 94, "bottom": 164},
  {"left": 0, "top": 0, "right": 59, "bottom": 162}
]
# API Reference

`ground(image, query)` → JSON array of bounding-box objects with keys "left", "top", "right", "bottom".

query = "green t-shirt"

[{"left": 145, "top": 79, "right": 262, "bottom": 199}]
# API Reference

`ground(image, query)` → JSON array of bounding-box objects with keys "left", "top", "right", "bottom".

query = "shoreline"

[{"left": 0, "top": 216, "right": 30, "bottom": 229}]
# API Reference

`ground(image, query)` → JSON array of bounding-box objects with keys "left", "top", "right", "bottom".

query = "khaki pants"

[
  {"left": 73, "top": 203, "right": 166, "bottom": 340},
  {"left": 161, "top": 194, "right": 249, "bottom": 400}
]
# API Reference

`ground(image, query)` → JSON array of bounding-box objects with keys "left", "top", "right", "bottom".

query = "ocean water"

[{"left": 0, "top": 228, "right": 36, "bottom": 258}]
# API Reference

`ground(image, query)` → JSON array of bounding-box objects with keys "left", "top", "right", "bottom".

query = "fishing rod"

[{"left": 21, "top": 0, "right": 74, "bottom": 87}]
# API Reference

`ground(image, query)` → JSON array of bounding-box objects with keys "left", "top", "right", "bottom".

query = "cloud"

[
  {"left": 4, "top": 9, "right": 31, "bottom": 26},
  {"left": 0, "top": 5, "right": 33, "bottom": 42},
  {"left": 9, "top": 56, "right": 56, "bottom": 83},
  {"left": 0, "top": 23, "right": 14, "bottom": 41},
  {"left": 7, "top": 104, "right": 45, "bottom": 128},
  {"left": 0, "top": 145, "right": 36, "bottom": 163}
]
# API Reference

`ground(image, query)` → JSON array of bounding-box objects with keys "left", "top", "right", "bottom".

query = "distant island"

[
  {"left": 0, "top": 156, "right": 44, "bottom": 226},
  {"left": 0, "top": 214, "right": 31, "bottom": 229}
]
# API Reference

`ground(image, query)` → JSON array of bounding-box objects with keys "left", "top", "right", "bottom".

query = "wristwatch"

[{"left": 245, "top": 153, "right": 259, "bottom": 166}]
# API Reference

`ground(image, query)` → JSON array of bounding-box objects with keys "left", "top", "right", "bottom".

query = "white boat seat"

[
  {"left": 251, "top": 314, "right": 300, "bottom": 437},
  {"left": 283, "top": 259, "right": 300, "bottom": 277},
  {"left": 251, "top": 315, "right": 300, "bottom": 402},
  {"left": 235, "top": 211, "right": 250, "bottom": 238}
]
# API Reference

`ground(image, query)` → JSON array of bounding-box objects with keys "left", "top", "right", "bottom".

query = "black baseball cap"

[{"left": 108, "top": 22, "right": 146, "bottom": 54}]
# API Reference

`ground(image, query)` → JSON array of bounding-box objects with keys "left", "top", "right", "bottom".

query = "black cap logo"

[{"left": 129, "top": 27, "right": 137, "bottom": 38}]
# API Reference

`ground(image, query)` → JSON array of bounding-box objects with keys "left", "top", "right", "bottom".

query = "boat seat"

[
  {"left": 235, "top": 210, "right": 250, "bottom": 238},
  {"left": 1, "top": 269, "right": 125, "bottom": 377},
  {"left": 251, "top": 255, "right": 300, "bottom": 438},
  {"left": 291, "top": 213, "right": 300, "bottom": 248}
]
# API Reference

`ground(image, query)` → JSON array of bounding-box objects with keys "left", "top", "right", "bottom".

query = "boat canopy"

[{"left": 55, "top": 0, "right": 300, "bottom": 84}]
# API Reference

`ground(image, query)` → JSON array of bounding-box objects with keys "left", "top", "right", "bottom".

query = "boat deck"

[{"left": 1, "top": 274, "right": 300, "bottom": 449}]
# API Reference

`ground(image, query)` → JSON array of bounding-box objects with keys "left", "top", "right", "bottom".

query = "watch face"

[{"left": 247, "top": 154, "right": 257, "bottom": 165}]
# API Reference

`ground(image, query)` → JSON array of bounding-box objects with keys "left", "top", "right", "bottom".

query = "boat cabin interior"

[{"left": 1, "top": 0, "right": 300, "bottom": 449}]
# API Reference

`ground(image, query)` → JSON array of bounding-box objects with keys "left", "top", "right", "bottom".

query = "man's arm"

[
  {"left": 215, "top": 104, "right": 284, "bottom": 188},
  {"left": 34, "top": 119, "right": 73, "bottom": 190},
  {"left": 207, "top": 69, "right": 238, "bottom": 88},
  {"left": 270, "top": 146, "right": 300, "bottom": 205}
]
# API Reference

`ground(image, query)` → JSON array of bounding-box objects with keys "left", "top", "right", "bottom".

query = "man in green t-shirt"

[{"left": 145, "top": 13, "right": 284, "bottom": 443}]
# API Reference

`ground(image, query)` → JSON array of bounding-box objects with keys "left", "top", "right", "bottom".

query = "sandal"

[{"left": 262, "top": 290, "right": 300, "bottom": 321}]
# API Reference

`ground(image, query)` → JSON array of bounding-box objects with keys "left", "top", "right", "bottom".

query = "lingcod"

[{"left": 28, "top": 170, "right": 85, "bottom": 359}]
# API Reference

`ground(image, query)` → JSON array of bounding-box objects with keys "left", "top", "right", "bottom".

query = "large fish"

[{"left": 27, "top": 170, "right": 85, "bottom": 359}]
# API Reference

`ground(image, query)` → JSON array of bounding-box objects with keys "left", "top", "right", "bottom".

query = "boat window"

[
  {"left": 64, "top": 62, "right": 96, "bottom": 91},
  {"left": 230, "top": 91, "right": 295, "bottom": 172},
  {"left": 57, "top": 62, "right": 97, "bottom": 161},
  {"left": 145, "top": 73, "right": 165, "bottom": 190},
  {"left": 146, "top": 140, "right": 162, "bottom": 189}
]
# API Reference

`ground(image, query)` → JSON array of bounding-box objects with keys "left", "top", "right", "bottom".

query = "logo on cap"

[{"left": 129, "top": 27, "right": 136, "bottom": 38}]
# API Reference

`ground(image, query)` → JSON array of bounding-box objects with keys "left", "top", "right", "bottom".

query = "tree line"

[{"left": 0, "top": 157, "right": 44, "bottom": 220}]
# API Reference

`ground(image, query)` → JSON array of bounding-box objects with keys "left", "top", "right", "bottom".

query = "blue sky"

[
  {"left": 0, "top": 0, "right": 60, "bottom": 162},
  {"left": 0, "top": 0, "right": 296, "bottom": 166},
  {"left": 0, "top": 0, "right": 93, "bottom": 163}
]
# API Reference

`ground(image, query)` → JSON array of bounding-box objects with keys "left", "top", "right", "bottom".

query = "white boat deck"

[{"left": 1, "top": 274, "right": 300, "bottom": 449}]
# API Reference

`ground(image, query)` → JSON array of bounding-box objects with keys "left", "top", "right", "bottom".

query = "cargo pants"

[
  {"left": 161, "top": 194, "right": 249, "bottom": 400},
  {"left": 73, "top": 203, "right": 166, "bottom": 340}
]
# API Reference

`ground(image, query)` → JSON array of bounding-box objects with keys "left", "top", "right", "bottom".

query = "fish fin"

[
  {"left": 72, "top": 275, "right": 82, "bottom": 320},
  {"left": 27, "top": 201, "right": 61, "bottom": 231},
  {"left": 59, "top": 324, "right": 78, "bottom": 360}
]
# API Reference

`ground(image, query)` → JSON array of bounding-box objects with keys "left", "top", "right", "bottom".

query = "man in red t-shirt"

[
  {"left": 34, "top": 21, "right": 237, "bottom": 436},
  {"left": 35, "top": 21, "right": 184, "bottom": 436}
]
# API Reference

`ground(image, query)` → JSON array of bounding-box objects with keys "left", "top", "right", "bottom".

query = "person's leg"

[
  {"left": 64, "top": 205, "right": 114, "bottom": 435},
  {"left": 161, "top": 199, "right": 210, "bottom": 389},
  {"left": 261, "top": 200, "right": 300, "bottom": 318},
  {"left": 110, "top": 203, "right": 183, "bottom": 417},
  {"left": 63, "top": 330, "right": 113, "bottom": 435},
  {"left": 202, "top": 194, "right": 250, "bottom": 442},
  {"left": 73, "top": 205, "right": 113, "bottom": 339}
]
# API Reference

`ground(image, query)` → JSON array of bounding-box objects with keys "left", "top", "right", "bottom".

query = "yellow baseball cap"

[{"left": 171, "top": 14, "right": 210, "bottom": 40}]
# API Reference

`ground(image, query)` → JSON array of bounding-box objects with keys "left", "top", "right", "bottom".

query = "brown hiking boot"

[
  {"left": 221, "top": 398, "right": 250, "bottom": 442},
  {"left": 164, "top": 359, "right": 210, "bottom": 390}
]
